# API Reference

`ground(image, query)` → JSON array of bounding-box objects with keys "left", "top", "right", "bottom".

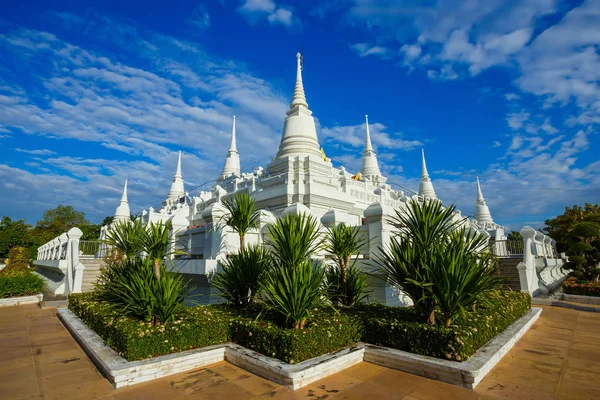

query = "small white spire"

[
  {"left": 361, "top": 115, "right": 383, "bottom": 179},
  {"left": 114, "top": 179, "right": 131, "bottom": 222},
  {"left": 418, "top": 149, "right": 436, "bottom": 199},
  {"left": 220, "top": 115, "right": 241, "bottom": 180},
  {"left": 474, "top": 176, "right": 493, "bottom": 224},
  {"left": 290, "top": 52, "right": 308, "bottom": 109},
  {"left": 166, "top": 151, "right": 185, "bottom": 202}
]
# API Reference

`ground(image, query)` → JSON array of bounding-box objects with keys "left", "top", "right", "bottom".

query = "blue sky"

[{"left": 0, "top": 0, "right": 598, "bottom": 230}]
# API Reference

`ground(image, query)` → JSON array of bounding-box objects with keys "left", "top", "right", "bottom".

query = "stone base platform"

[{"left": 57, "top": 307, "right": 541, "bottom": 390}]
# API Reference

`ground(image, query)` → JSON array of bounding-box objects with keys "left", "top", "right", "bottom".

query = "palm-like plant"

[
  {"left": 213, "top": 245, "right": 270, "bottom": 307},
  {"left": 374, "top": 199, "right": 500, "bottom": 326},
  {"left": 428, "top": 228, "right": 502, "bottom": 327},
  {"left": 325, "top": 263, "right": 370, "bottom": 306},
  {"left": 102, "top": 219, "right": 145, "bottom": 261},
  {"left": 324, "top": 223, "right": 368, "bottom": 306},
  {"left": 140, "top": 220, "right": 173, "bottom": 280},
  {"left": 219, "top": 191, "right": 260, "bottom": 254},
  {"left": 266, "top": 213, "right": 323, "bottom": 269},
  {"left": 261, "top": 213, "right": 328, "bottom": 329}
]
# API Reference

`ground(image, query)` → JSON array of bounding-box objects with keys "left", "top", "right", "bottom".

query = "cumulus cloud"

[
  {"left": 238, "top": 0, "right": 299, "bottom": 28},
  {"left": 350, "top": 43, "right": 394, "bottom": 59}
]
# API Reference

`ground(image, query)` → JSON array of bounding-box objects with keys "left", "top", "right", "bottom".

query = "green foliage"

[
  {"left": 262, "top": 213, "right": 327, "bottom": 329},
  {"left": 325, "top": 263, "right": 370, "bottom": 306},
  {"left": 563, "top": 279, "right": 600, "bottom": 297},
  {"left": 231, "top": 310, "right": 362, "bottom": 363},
  {"left": 70, "top": 291, "right": 530, "bottom": 364},
  {"left": 219, "top": 191, "right": 260, "bottom": 252},
  {"left": 544, "top": 203, "right": 600, "bottom": 252},
  {"left": 1, "top": 246, "right": 31, "bottom": 277},
  {"left": 0, "top": 272, "right": 44, "bottom": 298},
  {"left": 563, "top": 221, "right": 600, "bottom": 282},
  {"left": 140, "top": 220, "right": 176, "bottom": 280},
  {"left": 324, "top": 223, "right": 368, "bottom": 306},
  {"left": 261, "top": 260, "right": 328, "bottom": 329},
  {"left": 95, "top": 257, "right": 191, "bottom": 324},
  {"left": 266, "top": 213, "right": 323, "bottom": 270},
  {"left": 34, "top": 205, "right": 89, "bottom": 242},
  {"left": 0, "top": 217, "right": 33, "bottom": 259},
  {"left": 507, "top": 231, "right": 523, "bottom": 241},
  {"left": 374, "top": 200, "right": 501, "bottom": 327},
  {"left": 102, "top": 219, "right": 144, "bottom": 260},
  {"left": 69, "top": 293, "right": 231, "bottom": 361},
  {"left": 213, "top": 245, "right": 271, "bottom": 307},
  {"left": 353, "top": 291, "right": 530, "bottom": 361}
]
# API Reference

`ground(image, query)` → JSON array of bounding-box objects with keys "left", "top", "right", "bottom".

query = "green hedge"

[
  {"left": 230, "top": 310, "right": 362, "bottom": 363},
  {"left": 0, "top": 272, "right": 44, "bottom": 299},
  {"left": 69, "top": 291, "right": 530, "bottom": 363},
  {"left": 69, "top": 293, "right": 232, "bottom": 360},
  {"left": 563, "top": 279, "right": 600, "bottom": 297},
  {"left": 352, "top": 291, "right": 531, "bottom": 361}
]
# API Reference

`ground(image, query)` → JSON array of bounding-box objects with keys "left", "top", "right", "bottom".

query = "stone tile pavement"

[{"left": 0, "top": 304, "right": 599, "bottom": 399}]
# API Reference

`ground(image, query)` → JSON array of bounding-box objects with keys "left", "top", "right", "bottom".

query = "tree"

[
  {"left": 507, "top": 231, "right": 523, "bottom": 241},
  {"left": 101, "top": 216, "right": 114, "bottom": 226},
  {"left": 219, "top": 192, "right": 260, "bottom": 254},
  {"left": 33, "top": 205, "right": 89, "bottom": 243},
  {"left": 563, "top": 221, "right": 600, "bottom": 282},
  {"left": 544, "top": 204, "right": 600, "bottom": 253},
  {"left": 0, "top": 217, "right": 33, "bottom": 259},
  {"left": 324, "top": 223, "right": 368, "bottom": 306}
]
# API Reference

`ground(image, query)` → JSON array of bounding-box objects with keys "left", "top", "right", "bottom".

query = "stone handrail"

[
  {"left": 516, "top": 226, "right": 568, "bottom": 296},
  {"left": 35, "top": 227, "right": 85, "bottom": 294}
]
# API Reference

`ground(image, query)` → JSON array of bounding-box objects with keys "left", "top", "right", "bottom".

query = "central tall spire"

[
  {"left": 114, "top": 179, "right": 130, "bottom": 222},
  {"left": 221, "top": 116, "right": 241, "bottom": 180},
  {"left": 474, "top": 176, "right": 493, "bottom": 224},
  {"left": 274, "top": 53, "right": 322, "bottom": 160},
  {"left": 361, "top": 115, "right": 382, "bottom": 178},
  {"left": 418, "top": 149, "right": 436, "bottom": 199},
  {"left": 166, "top": 151, "right": 185, "bottom": 202}
]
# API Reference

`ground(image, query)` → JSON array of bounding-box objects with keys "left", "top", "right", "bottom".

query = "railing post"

[
  {"left": 544, "top": 236, "right": 553, "bottom": 258},
  {"left": 67, "top": 228, "right": 84, "bottom": 293},
  {"left": 518, "top": 226, "right": 539, "bottom": 295},
  {"left": 534, "top": 232, "right": 546, "bottom": 258}
]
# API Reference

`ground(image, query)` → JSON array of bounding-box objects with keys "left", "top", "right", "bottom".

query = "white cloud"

[
  {"left": 350, "top": 43, "right": 394, "bottom": 59},
  {"left": 15, "top": 148, "right": 57, "bottom": 156},
  {"left": 238, "top": 0, "right": 299, "bottom": 27},
  {"left": 189, "top": 4, "right": 211, "bottom": 31}
]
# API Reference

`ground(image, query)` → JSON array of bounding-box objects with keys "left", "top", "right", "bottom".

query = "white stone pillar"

[
  {"left": 67, "top": 227, "right": 84, "bottom": 293},
  {"left": 518, "top": 226, "right": 539, "bottom": 295}
]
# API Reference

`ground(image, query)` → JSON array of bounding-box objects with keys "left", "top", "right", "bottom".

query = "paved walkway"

[{"left": 0, "top": 304, "right": 599, "bottom": 400}]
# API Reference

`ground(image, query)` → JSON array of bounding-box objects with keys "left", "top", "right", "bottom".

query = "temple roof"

[
  {"left": 220, "top": 116, "right": 241, "bottom": 180},
  {"left": 474, "top": 176, "right": 493, "bottom": 224},
  {"left": 361, "top": 115, "right": 382, "bottom": 178},
  {"left": 418, "top": 149, "right": 436, "bottom": 199},
  {"left": 114, "top": 179, "right": 131, "bottom": 222},
  {"left": 166, "top": 151, "right": 185, "bottom": 201}
]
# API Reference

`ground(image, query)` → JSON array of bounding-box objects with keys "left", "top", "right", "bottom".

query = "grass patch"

[{"left": 0, "top": 272, "right": 44, "bottom": 299}]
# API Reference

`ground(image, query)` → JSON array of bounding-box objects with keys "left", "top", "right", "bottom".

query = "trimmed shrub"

[
  {"left": 563, "top": 279, "right": 600, "bottom": 297},
  {"left": 1, "top": 246, "right": 30, "bottom": 277},
  {"left": 0, "top": 272, "right": 44, "bottom": 298},
  {"left": 69, "top": 291, "right": 530, "bottom": 364},
  {"left": 69, "top": 293, "right": 231, "bottom": 361},
  {"left": 352, "top": 291, "right": 531, "bottom": 361},
  {"left": 230, "top": 310, "right": 362, "bottom": 363}
]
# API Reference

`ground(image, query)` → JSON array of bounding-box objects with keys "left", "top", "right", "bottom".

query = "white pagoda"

[{"left": 108, "top": 53, "right": 505, "bottom": 305}]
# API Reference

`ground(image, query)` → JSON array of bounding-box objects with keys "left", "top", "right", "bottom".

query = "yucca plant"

[
  {"left": 374, "top": 199, "right": 501, "bottom": 326},
  {"left": 266, "top": 213, "right": 323, "bottom": 269},
  {"left": 140, "top": 220, "right": 173, "bottom": 280},
  {"left": 96, "top": 257, "right": 191, "bottom": 325},
  {"left": 102, "top": 219, "right": 145, "bottom": 261},
  {"left": 428, "top": 228, "right": 502, "bottom": 327},
  {"left": 261, "top": 213, "right": 328, "bottom": 329},
  {"left": 325, "top": 263, "right": 370, "bottom": 306},
  {"left": 219, "top": 191, "right": 260, "bottom": 254},
  {"left": 262, "top": 260, "right": 327, "bottom": 329},
  {"left": 213, "top": 245, "right": 270, "bottom": 307},
  {"left": 324, "top": 223, "right": 368, "bottom": 306}
]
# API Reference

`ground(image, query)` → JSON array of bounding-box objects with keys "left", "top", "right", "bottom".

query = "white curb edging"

[
  {"left": 562, "top": 293, "right": 600, "bottom": 305},
  {"left": 0, "top": 293, "right": 43, "bottom": 307},
  {"left": 57, "top": 307, "right": 541, "bottom": 390}
]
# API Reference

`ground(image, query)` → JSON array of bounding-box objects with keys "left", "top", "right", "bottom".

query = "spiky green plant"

[
  {"left": 324, "top": 223, "right": 368, "bottom": 306},
  {"left": 428, "top": 228, "right": 503, "bottom": 327},
  {"left": 102, "top": 219, "right": 145, "bottom": 261},
  {"left": 265, "top": 213, "right": 323, "bottom": 269},
  {"left": 325, "top": 263, "right": 370, "bottom": 306},
  {"left": 95, "top": 257, "right": 191, "bottom": 325},
  {"left": 140, "top": 220, "right": 173, "bottom": 280},
  {"left": 261, "top": 260, "right": 327, "bottom": 329},
  {"left": 261, "top": 213, "right": 327, "bottom": 329},
  {"left": 374, "top": 199, "right": 501, "bottom": 326},
  {"left": 213, "top": 245, "right": 271, "bottom": 307},
  {"left": 219, "top": 191, "right": 260, "bottom": 254}
]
